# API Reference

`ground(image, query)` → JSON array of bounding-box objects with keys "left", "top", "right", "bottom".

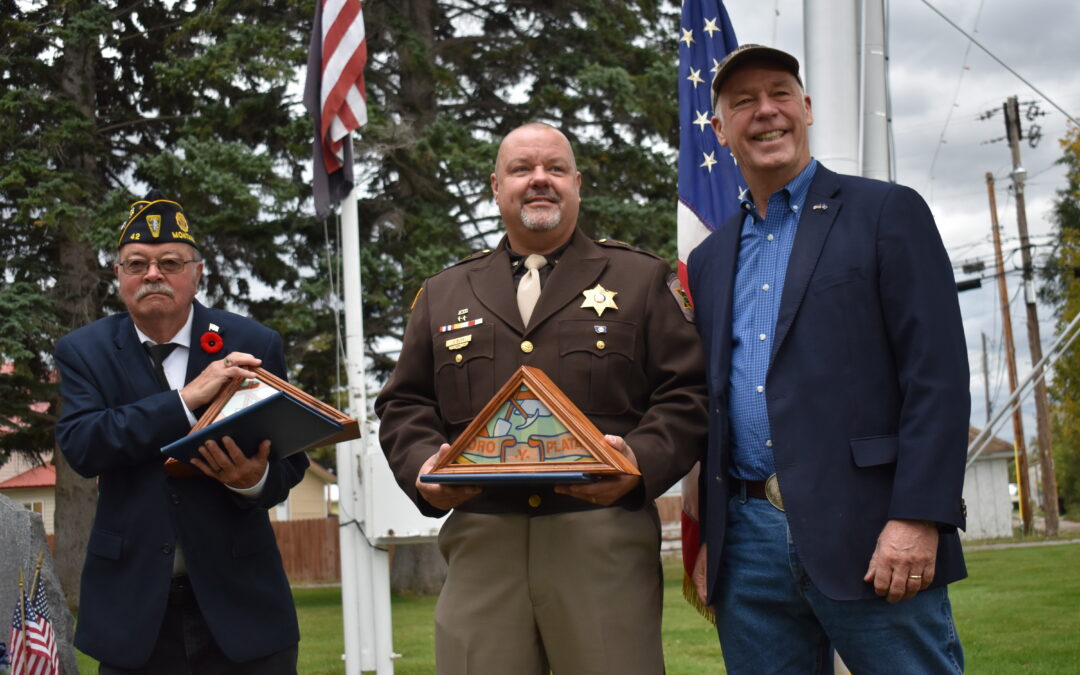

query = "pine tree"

[
  {"left": 1, "top": 0, "right": 684, "bottom": 601},
  {"left": 0, "top": 0, "right": 320, "bottom": 608}
]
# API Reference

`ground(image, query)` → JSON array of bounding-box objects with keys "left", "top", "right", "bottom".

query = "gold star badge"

[{"left": 581, "top": 284, "right": 618, "bottom": 317}]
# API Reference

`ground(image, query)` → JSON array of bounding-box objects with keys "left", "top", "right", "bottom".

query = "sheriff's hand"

[
  {"left": 554, "top": 435, "right": 641, "bottom": 506},
  {"left": 416, "top": 443, "right": 481, "bottom": 510}
]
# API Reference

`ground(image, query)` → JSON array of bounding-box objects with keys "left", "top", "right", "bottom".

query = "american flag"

[
  {"left": 676, "top": 0, "right": 744, "bottom": 292},
  {"left": 676, "top": 0, "right": 743, "bottom": 620},
  {"left": 7, "top": 583, "right": 27, "bottom": 675},
  {"left": 7, "top": 572, "right": 58, "bottom": 675},
  {"left": 305, "top": 0, "right": 369, "bottom": 218}
]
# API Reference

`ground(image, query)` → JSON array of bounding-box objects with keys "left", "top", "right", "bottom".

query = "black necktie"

[{"left": 144, "top": 342, "right": 179, "bottom": 390}]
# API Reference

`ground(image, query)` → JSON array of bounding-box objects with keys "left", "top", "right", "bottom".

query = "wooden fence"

[
  {"left": 272, "top": 517, "right": 341, "bottom": 583},
  {"left": 51, "top": 506, "right": 681, "bottom": 584}
]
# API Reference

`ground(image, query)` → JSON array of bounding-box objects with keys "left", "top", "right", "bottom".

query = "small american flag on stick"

[{"left": 7, "top": 556, "right": 58, "bottom": 675}]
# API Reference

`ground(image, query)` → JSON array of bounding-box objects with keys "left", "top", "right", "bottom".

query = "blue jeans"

[{"left": 715, "top": 493, "right": 964, "bottom": 674}]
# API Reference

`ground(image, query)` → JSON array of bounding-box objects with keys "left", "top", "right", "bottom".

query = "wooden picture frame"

[
  {"left": 424, "top": 366, "right": 639, "bottom": 481},
  {"left": 192, "top": 367, "right": 359, "bottom": 448}
]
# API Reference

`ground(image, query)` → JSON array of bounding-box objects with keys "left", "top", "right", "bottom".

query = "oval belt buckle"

[{"left": 764, "top": 473, "right": 785, "bottom": 512}]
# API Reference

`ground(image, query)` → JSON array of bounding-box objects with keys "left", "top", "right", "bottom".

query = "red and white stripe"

[
  {"left": 8, "top": 619, "right": 27, "bottom": 675},
  {"left": 22, "top": 615, "right": 58, "bottom": 675},
  {"left": 319, "top": 0, "right": 368, "bottom": 172},
  {"left": 676, "top": 201, "right": 713, "bottom": 296}
]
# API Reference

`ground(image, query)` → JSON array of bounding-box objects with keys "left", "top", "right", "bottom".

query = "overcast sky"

[{"left": 721, "top": 0, "right": 1080, "bottom": 448}]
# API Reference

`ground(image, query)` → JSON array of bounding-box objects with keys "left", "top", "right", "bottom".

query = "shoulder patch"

[
  {"left": 666, "top": 273, "right": 695, "bottom": 323},
  {"left": 594, "top": 237, "right": 664, "bottom": 262}
]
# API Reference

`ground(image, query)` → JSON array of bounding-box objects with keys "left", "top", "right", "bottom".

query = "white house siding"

[{"left": 961, "top": 457, "right": 1013, "bottom": 540}]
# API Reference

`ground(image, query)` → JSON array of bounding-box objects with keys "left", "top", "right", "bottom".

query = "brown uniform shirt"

[{"left": 375, "top": 228, "right": 708, "bottom": 517}]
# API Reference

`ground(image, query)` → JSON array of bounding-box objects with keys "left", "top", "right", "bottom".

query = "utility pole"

[
  {"left": 1004, "top": 96, "right": 1060, "bottom": 535},
  {"left": 981, "top": 332, "right": 991, "bottom": 423},
  {"left": 986, "top": 172, "right": 1033, "bottom": 533}
]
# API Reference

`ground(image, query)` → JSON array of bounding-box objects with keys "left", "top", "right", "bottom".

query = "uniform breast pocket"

[
  {"left": 557, "top": 319, "right": 638, "bottom": 415},
  {"left": 434, "top": 324, "right": 495, "bottom": 424}
]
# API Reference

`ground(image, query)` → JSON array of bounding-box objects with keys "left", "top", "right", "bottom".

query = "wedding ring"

[
  {"left": 908, "top": 574, "right": 923, "bottom": 580},
  {"left": 224, "top": 357, "right": 233, "bottom": 367}
]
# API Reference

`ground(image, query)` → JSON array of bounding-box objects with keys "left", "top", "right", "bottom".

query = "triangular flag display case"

[
  {"left": 422, "top": 366, "right": 640, "bottom": 484},
  {"left": 162, "top": 367, "right": 359, "bottom": 473},
  {"left": 191, "top": 367, "right": 358, "bottom": 446}
]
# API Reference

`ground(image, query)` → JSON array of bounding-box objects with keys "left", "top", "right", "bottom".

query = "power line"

[
  {"left": 928, "top": 0, "right": 986, "bottom": 193},
  {"left": 919, "top": 0, "right": 1079, "bottom": 128}
]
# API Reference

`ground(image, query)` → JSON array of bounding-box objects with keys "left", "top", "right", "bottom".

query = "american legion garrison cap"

[{"left": 117, "top": 189, "right": 198, "bottom": 249}]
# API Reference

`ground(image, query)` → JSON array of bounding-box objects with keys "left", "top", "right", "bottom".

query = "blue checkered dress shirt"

[{"left": 728, "top": 159, "right": 818, "bottom": 480}]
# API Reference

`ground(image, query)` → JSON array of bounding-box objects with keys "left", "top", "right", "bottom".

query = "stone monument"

[{"left": 0, "top": 493, "right": 77, "bottom": 674}]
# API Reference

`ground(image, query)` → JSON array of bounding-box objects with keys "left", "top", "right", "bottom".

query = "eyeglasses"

[{"left": 118, "top": 258, "right": 199, "bottom": 275}]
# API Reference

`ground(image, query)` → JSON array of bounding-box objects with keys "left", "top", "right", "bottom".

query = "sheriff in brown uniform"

[{"left": 375, "top": 122, "right": 707, "bottom": 675}]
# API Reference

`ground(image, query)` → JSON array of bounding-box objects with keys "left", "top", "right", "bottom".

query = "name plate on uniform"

[{"left": 421, "top": 366, "right": 640, "bottom": 484}]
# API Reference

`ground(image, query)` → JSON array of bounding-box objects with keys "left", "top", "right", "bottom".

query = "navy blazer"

[
  {"left": 687, "top": 165, "right": 969, "bottom": 602},
  {"left": 55, "top": 300, "right": 308, "bottom": 668}
]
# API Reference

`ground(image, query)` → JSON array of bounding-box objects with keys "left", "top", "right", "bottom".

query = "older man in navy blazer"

[
  {"left": 55, "top": 192, "right": 307, "bottom": 673},
  {"left": 687, "top": 45, "right": 969, "bottom": 673}
]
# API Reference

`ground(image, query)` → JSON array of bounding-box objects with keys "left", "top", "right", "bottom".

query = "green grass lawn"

[{"left": 76, "top": 542, "right": 1080, "bottom": 673}]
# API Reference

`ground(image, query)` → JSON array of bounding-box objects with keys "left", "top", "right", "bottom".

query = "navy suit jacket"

[
  {"left": 687, "top": 165, "right": 969, "bottom": 602},
  {"left": 55, "top": 300, "right": 308, "bottom": 667}
]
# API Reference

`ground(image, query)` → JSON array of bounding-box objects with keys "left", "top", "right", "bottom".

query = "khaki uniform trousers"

[{"left": 434, "top": 506, "right": 664, "bottom": 675}]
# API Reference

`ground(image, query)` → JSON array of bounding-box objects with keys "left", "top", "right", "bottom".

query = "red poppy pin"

[{"left": 200, "top": 331, "right": 223, "bottom": 354}]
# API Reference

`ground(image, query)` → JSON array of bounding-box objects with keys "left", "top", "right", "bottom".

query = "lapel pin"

[{"left": 812, "top": 203, "right": 828, "bottom": 211}]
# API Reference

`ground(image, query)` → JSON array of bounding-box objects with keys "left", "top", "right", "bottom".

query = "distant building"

[
  {"left": 0, "top": 461, "right": 56, "bottom": 535},
  {"left": 964, "top": 426, "right": 1015, "bottom": 540},
  {"left": 0, "top": 450, "right": 337, "bottom": 534},
  {"left": 270, "top": 460, "right": 336, "bottom": 521}
]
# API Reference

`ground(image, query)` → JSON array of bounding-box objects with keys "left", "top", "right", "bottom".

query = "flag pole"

[
  {"left": 29, "top": 552, "right": 43, "bottom": 602},
  {"left": 18, "top": 567, "right": 27, "bottom": 652},
  {"left": 338, "top": 134, "right": 395, "bottom": 674}
]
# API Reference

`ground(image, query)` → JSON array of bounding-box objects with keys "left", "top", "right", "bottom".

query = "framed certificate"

[{"left": 422, "top": 366, "right": 639, "bottom": 484}]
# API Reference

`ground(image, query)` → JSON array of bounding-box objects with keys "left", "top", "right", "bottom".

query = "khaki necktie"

[{"left": 517, "top": 254, "right": 548, "bottom": 327}]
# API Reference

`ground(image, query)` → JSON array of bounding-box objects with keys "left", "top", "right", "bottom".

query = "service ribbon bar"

[{"left": 439, "top": 317, "right": 484, "bottom": 333}]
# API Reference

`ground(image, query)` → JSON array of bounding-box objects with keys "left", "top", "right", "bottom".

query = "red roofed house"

[{"left": 0, "top": 457, "right": 57, "bottom": 535}]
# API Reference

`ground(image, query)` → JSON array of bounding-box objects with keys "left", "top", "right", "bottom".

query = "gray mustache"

[{"left": 135, "top": 282, "right": 175, "bottom": 300}]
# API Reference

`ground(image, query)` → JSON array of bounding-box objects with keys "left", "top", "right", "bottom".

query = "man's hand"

[
  {"left": 692, "top": 543, "right": 709, "bottom": 605},
  {"left": 191, "top": 436, "right": 270, "bottom": 489},
  {"left": 416, "top": 443, "right": 481, "bottom": 511},
  {"left": 863, "top": 518, "right": 938, "bottom": 603},
  {"left": 554, "top": 435, "right": 641, "bottom": 506},
  {"left": 180, "top": 351, "right": 261, "bottom": 411}
]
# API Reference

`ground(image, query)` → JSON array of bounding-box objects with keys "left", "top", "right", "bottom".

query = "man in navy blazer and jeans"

[
  {"left": 55, "top": 192, "right": 307, "bottom": 673},
  {"left": 688, "top": 45, "right": 969, "bottom": 673}
]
